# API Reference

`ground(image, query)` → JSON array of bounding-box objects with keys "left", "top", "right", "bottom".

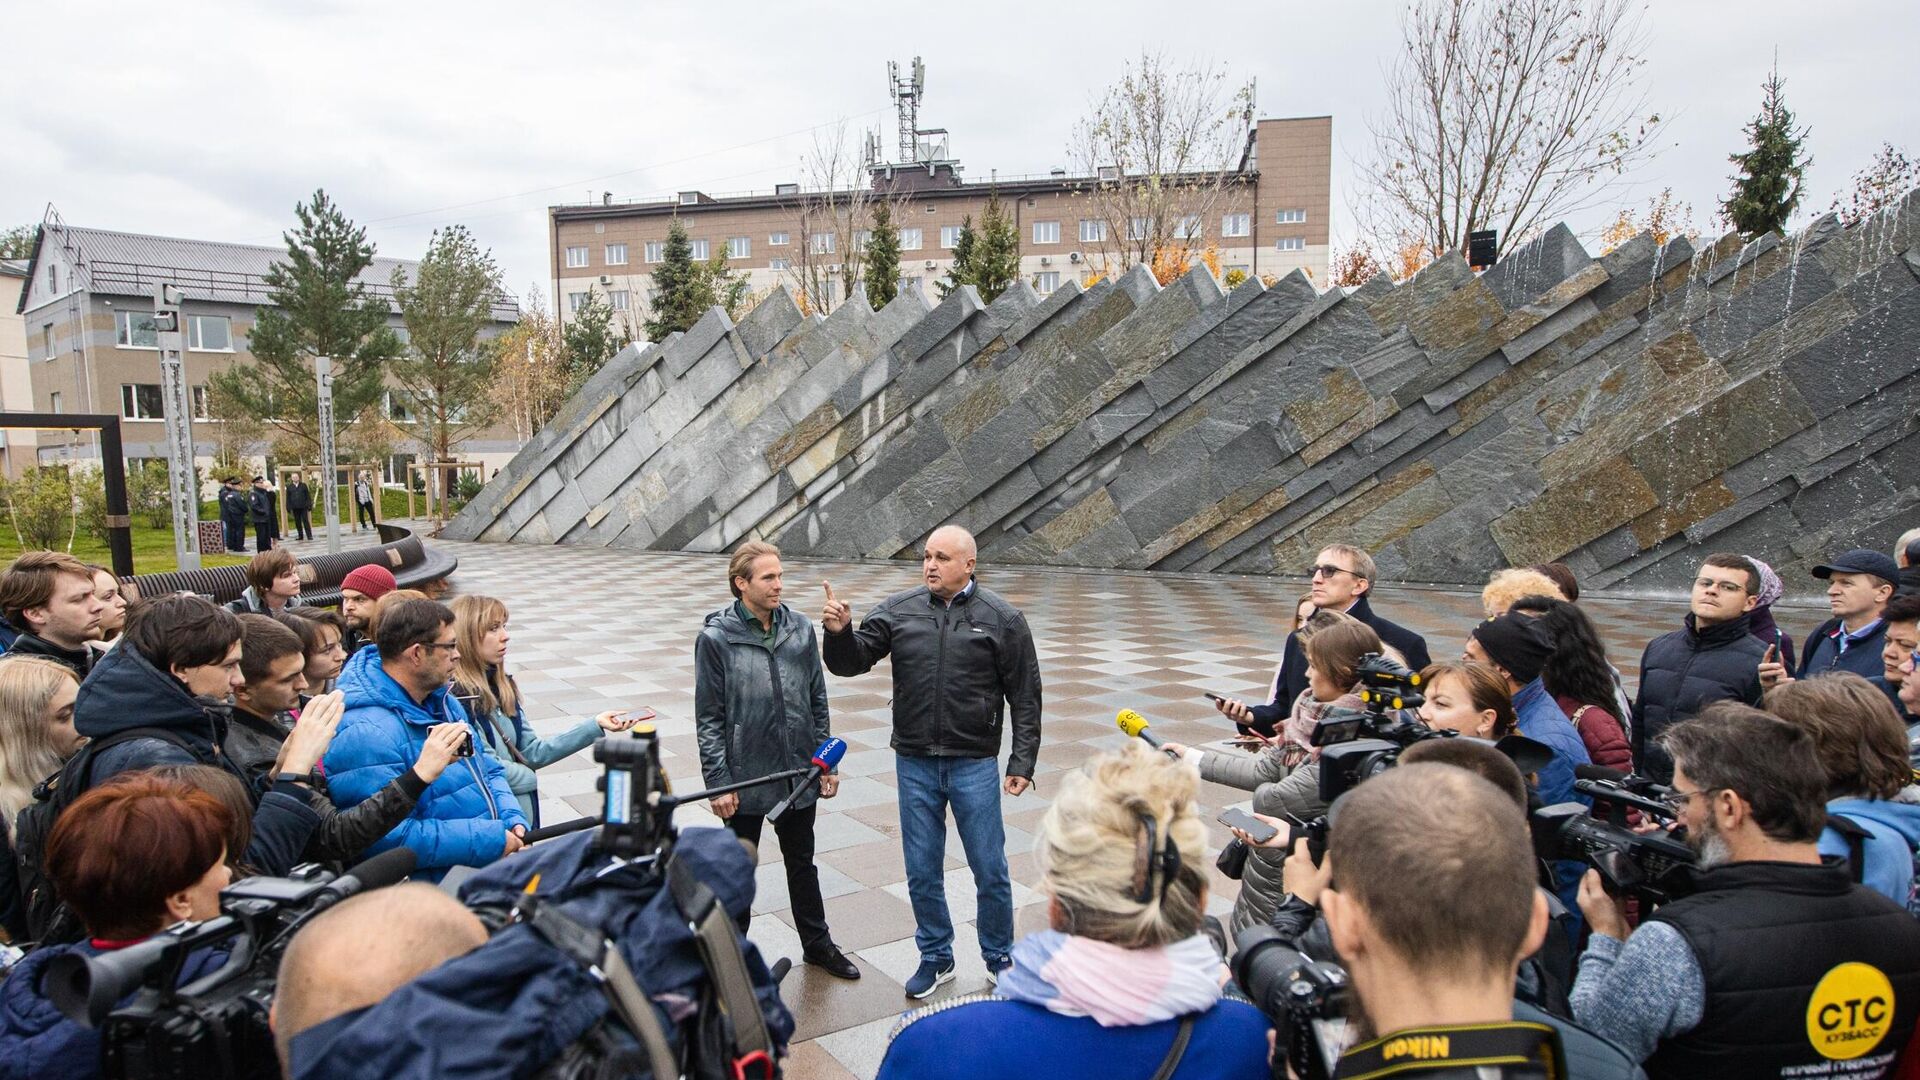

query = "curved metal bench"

[{"left": 125, "top": 524, "right": 458, "bottom": 607}]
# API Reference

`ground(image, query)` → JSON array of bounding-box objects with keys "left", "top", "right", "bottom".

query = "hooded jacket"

[
  {"left": 73, "top": 643, "right": 319, "bottom": 875},
  {"left": 323, "top": 645, "right": 526, "bottom": 881},
  {"left": 1631, "top": 613, "right": 1766, "bottom": 783},
  {"left": 694, "top": 601, "right": 831, "bottom": 817},
  {"left": 1822, "top": 794, "right": 1920, "bottom": 909},
  {"left": 6, "top": 633, "right": 95, "bottom": 678},
  {"left": 224, "top": 586, "right": 304, "bottom": 616},
  {"left": 0, "top": 941, "right": 229, "bottom": 1080}
]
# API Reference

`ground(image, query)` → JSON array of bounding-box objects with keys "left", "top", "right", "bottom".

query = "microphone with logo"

[
  {"left": 1116, "top": 709, "right": 1181, "bottom": 759},
  {"left": 767, "top": 737, "right": 849, "bottom": 822}
]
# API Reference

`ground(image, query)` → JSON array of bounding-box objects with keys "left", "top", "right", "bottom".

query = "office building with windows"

[
  {"left": 13, "top": 220, "right": 520, "bottom": 484},
  {"left": 550, "top": 115, "right": 1331, "bottom": 331}
]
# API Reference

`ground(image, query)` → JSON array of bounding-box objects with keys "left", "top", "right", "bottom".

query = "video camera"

[
  {"left": 46, "top": 848, "right": 417, "bottom": 1080},
  {"left": 1232, "top": 925, "right": 1350, "bottom": 1080},
  {"left": 1531, "top": 765, "right": 1695, "bottom": 905}
]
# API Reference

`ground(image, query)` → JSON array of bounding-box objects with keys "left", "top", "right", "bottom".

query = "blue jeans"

[{"left": 895, "top": 753, "right": 1013, "bottom": 966}]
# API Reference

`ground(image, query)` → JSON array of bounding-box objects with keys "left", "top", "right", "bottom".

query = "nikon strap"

[
  {"left": 1334, "top": 1021, "right": 1564, "bottom": 1080},
  {"left": 667, "top": 855, "right": 775, "bottom": 1079},
  {"left": 520, "top": 898, "right": 681, "bottom": 1080}
]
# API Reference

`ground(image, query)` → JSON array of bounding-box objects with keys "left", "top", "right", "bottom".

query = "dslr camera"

[
  {"left": 1232, "top": 924, "right": 1350, "bottom": 1080},
  {"left": 1531, "top": 767, "right": 1695, "bottom": 905}
]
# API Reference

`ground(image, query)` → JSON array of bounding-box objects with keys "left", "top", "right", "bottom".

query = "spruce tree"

[
  {"left": 936, "top": 216, "right": 977, "bottom": 299},
  {"left": 863, "top": 202, "right": 901, "bottom": 308},
  {"left": 972, "top": 192, "right": 1022, "bottom": 303},
  {"left": 644, "top": 218, "right": 702, "bottom": 340},
  {"left": 1722, "top": 66, "right": 1811, "bottom": 238}
]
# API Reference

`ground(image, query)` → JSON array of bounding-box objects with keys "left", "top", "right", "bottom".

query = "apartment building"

[
  {"left": 0, "top": 260, "right": 40, "bottom": 477},
  {"left": 551, "top": 115, "right": 1332, "bottom": 330},
  {"left": 13, "top": 220, "right": 521, "bottom": 484}
]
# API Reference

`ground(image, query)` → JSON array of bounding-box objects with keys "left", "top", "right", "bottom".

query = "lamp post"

[
  {"left": 153, "top": 283, "right": 200, "bottom": 570},
  {"left": 316, "top": 355, "right": 341, "bottom": 553}
]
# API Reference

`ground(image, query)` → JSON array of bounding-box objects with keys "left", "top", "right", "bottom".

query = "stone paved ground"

[{"left": 304, "top": 528, "right": 1823, "bottom": 1078}]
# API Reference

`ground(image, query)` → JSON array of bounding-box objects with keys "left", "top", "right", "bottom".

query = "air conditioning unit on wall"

[
  {"left": 598, "top": 275, "right": 612, "bottom": 285},
  {"left": 1068, "top": 251, "right": 1082, "bottom": 264},
  {"left": 924, "top": 260, "right": 936, "bottom": 269},
  {"left": 1039, "top": 256, "right": 1052, "bottom": 266}
]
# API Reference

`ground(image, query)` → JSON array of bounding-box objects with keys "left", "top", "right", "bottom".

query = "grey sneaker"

[
  {"left": 985, "top": 956, "right": 1012, "bottom": 987},
  {"left": 904, "top": 957, "right": 956, "bottom": 999}
]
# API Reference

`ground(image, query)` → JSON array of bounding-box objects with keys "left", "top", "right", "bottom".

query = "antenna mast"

[{"left": 888, "top": 57, "right": 925, "bottom": 163}]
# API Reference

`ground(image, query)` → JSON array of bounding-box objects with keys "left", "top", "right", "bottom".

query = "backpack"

[
  {"left": 13, "top": 726, "right": 197, "bottom": 945},
  {"left": 1826, "top": 812, "right": 1920, "bottom": 916}
]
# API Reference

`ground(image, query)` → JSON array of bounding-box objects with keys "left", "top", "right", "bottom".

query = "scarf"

[
  {"left": 993, "top": 930, "right": 1226, "bottom": 1027},
  {"left": 1282, "top": 689, "right": 1367, "bottom": 758}
]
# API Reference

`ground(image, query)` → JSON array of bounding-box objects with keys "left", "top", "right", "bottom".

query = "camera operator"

[
  {"left": 0, "top": 774, "right": 236, "bottom": 1079},
  {"left": 877, "top": 743, "right": 1272, "bottom": 1079},
  {"left": 1571, "top": 704, "right": 1920, "bottom": 1077}
]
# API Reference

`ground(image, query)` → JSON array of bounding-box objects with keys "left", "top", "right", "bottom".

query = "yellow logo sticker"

[{"left": 1806, "top": 962, "right": 1895, "bottom": 1060}]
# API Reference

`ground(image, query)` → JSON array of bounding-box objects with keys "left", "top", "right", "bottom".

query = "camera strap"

[
  {"left": 519, "top": 898, "right": 682, "bottom": 1080},
  {"left": 1334, "top": 1021, "right": 1564, "bottom": 1080},
  {"left": 667, "top": 855, "right": 776, "bottom": 1080}
]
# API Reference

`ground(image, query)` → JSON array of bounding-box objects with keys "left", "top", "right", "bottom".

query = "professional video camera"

[
  {"left": 1232, "top": 924, "right": 1351, "bottom": 1080},
  {"left": 1531, "top": 765, "right": 1695, "bottom": 905},
  {"left": 46, "top": 848, "right": 417, "bottom": 1080}
]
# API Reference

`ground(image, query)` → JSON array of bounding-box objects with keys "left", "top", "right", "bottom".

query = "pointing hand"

[{"left": 821, "top": 582, "right": 851, "bottom": 634}]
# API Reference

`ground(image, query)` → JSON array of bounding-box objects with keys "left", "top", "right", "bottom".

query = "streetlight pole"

[
  {"left": 316, "top": 355, "right": 340, "bottom": 553},
  {"left": 154, "top": 283, "right": 201, "bottom": 570}
]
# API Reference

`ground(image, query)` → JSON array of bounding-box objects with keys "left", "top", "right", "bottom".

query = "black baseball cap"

[{"left": 1811, "top": 548, "right": 1900, "bottom": 587}]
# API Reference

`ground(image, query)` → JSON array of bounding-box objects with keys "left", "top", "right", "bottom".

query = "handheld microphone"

[
  {"left": 1116, "top": 709, "right": 1178, "bottom": 757},
  {"left": 1574, "top": 764, "right": 1630, "bottom": 783},
  {"left": 767, "top": 737, "right": 848, "bottom": 822}
]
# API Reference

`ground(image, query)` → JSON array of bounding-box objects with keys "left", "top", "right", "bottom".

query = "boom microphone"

[
  {"left": 1575, "top": 764, "right": 1631, "bottom": 783},
  {"left": 329, "top": 847, "right": 418, "bottom": 902},
  {"left": 1116, "top": 709, "right": 1178, "bottom": 757},
  {"left": 767, "top": 737, "right": 848, "bottom": 822}
]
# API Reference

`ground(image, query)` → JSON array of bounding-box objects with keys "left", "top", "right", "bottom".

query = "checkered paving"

[{"left": 287, "top": 526, "right": 1824, "bottom": 1078}]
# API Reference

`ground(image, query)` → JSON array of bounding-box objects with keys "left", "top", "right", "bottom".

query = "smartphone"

[
  {"left": 1763, "top": 643, "right": 1779, "bottom": 664},
  {"left": 1202, "top": 692, "right": 1227, "bottom": 704},
  {"left": 1218, "top": 807, "right": 1279, "bottom": 844},
  {"left": 615, "top": 707, "right": 657, "bottom": 727},
  {"left": 453, "top": 728, "right": 474, "bottom": 758}
]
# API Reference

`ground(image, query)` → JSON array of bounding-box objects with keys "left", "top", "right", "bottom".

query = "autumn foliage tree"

[
  {"left": 1829, "top": 143, "right": 1917, "bottom": 225},
  {"left": 1598, "top": 188, "right": 1696, "bottom": 253}
]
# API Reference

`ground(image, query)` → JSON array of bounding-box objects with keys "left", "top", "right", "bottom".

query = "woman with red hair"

[{"left": 0, "top": 773, "right": 237, "bottom": 1079}]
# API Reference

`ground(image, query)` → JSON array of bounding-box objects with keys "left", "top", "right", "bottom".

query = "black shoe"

[{"left": 803, "top": 946, "right": 861, "bottom": 980}]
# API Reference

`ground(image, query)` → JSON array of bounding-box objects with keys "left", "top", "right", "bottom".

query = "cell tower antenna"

[{"left": 888, "top": 57, "right": 925, "bottom": 164}]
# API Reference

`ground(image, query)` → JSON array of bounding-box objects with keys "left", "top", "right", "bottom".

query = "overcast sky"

[{"left": 5, "top": 0, "right": 1912, "bottom": 308}]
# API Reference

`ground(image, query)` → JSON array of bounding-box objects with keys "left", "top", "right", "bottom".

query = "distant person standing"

[
  {"left": 287, "top": 473, "right": 314, "bottom": 541},
  {"left": 354, "top": 474, "right": 377, "bottom": 530},
  {"left": 250, "top": 476, "right": 275, "bottom": 552},
  {"left": 822, "top": 524, "right": 1042, "bottom": 999},
  {"left": 219, "top": 477, "right": 249, "bottom": 554}
]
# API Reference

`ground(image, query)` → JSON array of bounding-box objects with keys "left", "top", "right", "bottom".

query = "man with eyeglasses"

[
  {"left": 1212, "top": 544, "right": 1430, "bottom": 738},
  {"left": 1571, "top": 703, "right": 1920, "bottom": 1078},
  {"left": 325, "top": 597, "right": 529, "bottom": 882},
  {"left": 1630, "top": 553, "right": 1767, "bottom": 784}
]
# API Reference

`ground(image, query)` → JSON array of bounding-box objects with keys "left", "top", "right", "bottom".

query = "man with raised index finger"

[{"left": 820, "top": 524, "right": 1042, "bottom": 1000}]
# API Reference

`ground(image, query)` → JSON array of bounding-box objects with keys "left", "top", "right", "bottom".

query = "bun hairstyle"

[{"left": 1036, "top": 743, "right": 1208, "bottom": 949}]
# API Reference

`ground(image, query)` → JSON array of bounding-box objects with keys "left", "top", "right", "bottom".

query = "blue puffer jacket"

[
  {"left": 0, "top": 941, "right": 228, "bottom": 1080},
  {"left": 1822, "top": 795, "right": 1920, "bottom": 909},
  {"left": 323, "top": 646, "right": 526, "bottom": 881},
  {"left": 1516, "top": 678, "right": 1593, "bottom": 919},
  {"left": 878, "top": 996, "right": 1273, "bottom": 1079}
]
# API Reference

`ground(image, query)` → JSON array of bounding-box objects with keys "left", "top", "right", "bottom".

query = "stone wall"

[{"left": 447, "top": 193, "right": 1920, "bottom": 595}]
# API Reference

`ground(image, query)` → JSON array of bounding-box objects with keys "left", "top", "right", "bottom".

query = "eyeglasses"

[
  {"left": 1659, "top": 786, "right": 1725, "bottom": 811},
  {"left": 1693, "top": 577, "right": 1748, "bottom": 593},
  {"left": 417, "top": 640, "right": 459, "bottom": 654},
  {"left": 1309, "top": 564, "right": 1364, "bottom": 581}
]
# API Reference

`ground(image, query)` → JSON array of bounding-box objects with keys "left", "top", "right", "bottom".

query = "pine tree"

[
  {"left": 1722, "top": 66, "right": 1811, "bottom": 238},
  {"left": 644, "top": 218, "right": 702, "bottom": 340},
  {"left": 935, "top": 216, "right": 977, "bottom": 299},
  {"left": 863, "top": 202, "right": 901, "bottom": 308},
  {"left": 972, "top": 192, "right": 1022, "bottom": 303},
  {"left": 564, "top": 293, "right": 621, "bottom": 384},
  {"left": 391, "top": 226, "right": 502, "bottom": 490},
  {"left": 207, "top": 189, "right": 402, "bottom": 460}
]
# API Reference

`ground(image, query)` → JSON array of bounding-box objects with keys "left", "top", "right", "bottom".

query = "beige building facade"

[
  {"left": 0, "top": 261, "right": 41, "bottom": 477},
  {"left": 551, "top": 116, "right": 1332, "bottom": 330}
]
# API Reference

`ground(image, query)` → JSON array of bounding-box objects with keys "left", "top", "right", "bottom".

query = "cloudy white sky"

[{"left": 5, "top": 0, "right": 1912, "bottom": 309}]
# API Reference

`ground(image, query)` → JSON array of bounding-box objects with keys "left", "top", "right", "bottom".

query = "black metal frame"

[{"left": 0, "top": 413, "right": 134, "bottom": 577}]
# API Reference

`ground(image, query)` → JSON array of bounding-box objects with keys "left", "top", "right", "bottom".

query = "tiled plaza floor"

[{"left": 297, "top": 526, "right": 1823, "bottom": 1078}]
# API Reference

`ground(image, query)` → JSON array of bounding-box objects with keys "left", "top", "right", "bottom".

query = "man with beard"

[{"left": 1571, "top": 703, "right": 1920, "bottom": 1078}]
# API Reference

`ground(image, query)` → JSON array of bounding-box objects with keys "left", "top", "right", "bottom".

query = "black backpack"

[{"left": 13, "top": 726, "right": 196, "bottom": 946}]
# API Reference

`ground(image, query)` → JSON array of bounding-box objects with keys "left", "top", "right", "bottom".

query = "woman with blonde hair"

[
  {"left": 0, "top": 657, "right": 83, "bottom": 824},
  {"left": 1482, "top": 567, "right": 1567, "bottom": 619},
  {"left": 877, "top": 743, "right": 1271, "bottom": 1079},
  {"left": 448, "top": 594, "right": 631, "bottom": 823}
]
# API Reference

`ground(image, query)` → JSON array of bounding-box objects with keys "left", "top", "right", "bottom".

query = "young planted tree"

[
  {"left": 785, "top": 125, "right": 874, "bottom": 314},
  {"left": 563, "top": 292, "right": 622, "bottom": 385},
  {"left": 391, "top": 226, "right": 504, "bottom": 495},
  {"left": 863, "top": 201, "right": 902, "bottom": 308},
  {"left": 208, "top": 190, "right": 403, "bottom": 460},
  {"left": 1723, "top": 65, "right": 1812, "bottom": 238},
  {"left": 645, "top": 218, "right": 702, "bottom": 339},
  {"left": 486, "top": 293, "right": 573, "bottom": 439},
  {"left": 1357, "top": 0, "right": 1664, "bottom": 260},
  {"left": 935, "top": 217, "right": 977, "bottom": 299},
  {"left": 972, "top": 193, "right": 1022, "bottom": 302}
]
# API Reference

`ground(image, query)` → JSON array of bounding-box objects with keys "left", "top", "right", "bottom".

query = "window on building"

[
  {"left": 644, "top": 241, "right": 665, "bottom": 263},
  {"left": 41, "top": 323, "right": 53, "bottom": 358},
  {"left": 1033, "top": 221, "right": 1060, "bottom": 244},
  {"left": 1173, "top": 216, "right": 1202, "bottom": 241},
  {"left": 899, "top": 274, "right": 920, "bottom": 293},
  {"left": 191, "top": 385, "right": 211, "bottom": 420},
  {"left": 565, "top": 246, "right": 589, "bottom": 268},
  {"left": 689, "top": 239, "right": 710, "bottom": 260},
  {"left": 609, "top": 290, "right": 630, "bottom": 311},
  {"left": 1033, "top": 271, "right": 1061, "bottom": 293},
  {"left": 384, "top": 390, "right": 413, "bottom": 423},
  {"left": 187, "top": 314, "right": 232, "bottom": 351},
  {"left": 769, "top": 231, "right": 790, "bottom": 246},
  {"left": 47, "top": 265, "right": 58, "bottom": 293},
  {"left": 769, "top": 257, "right": 791, "bottom": 271},
  {"left": 49, "top": 392, "right": 61, "bottom": 414},
  {"left": 115, "top": 310, "right": 159, "bottom": 349},
  {"left": 568, "top": 292, "right": 589, "bottom": 312},
  {"left": 853, "top": 230, "right": 871, "bottom": 250},
  {"left": 940, "top": 225, "right": 963, "bottom": 249},
  {"left": 119, "top": 384, "right": 166, "bottom": 420},
  {"left": 605, "top": 243, "right": 628, "bottom": 265},
  {"left": 1275, "top": 237, "right": 1305, "bottom": 252},
  {"left": 383, "top": 453, "right": 416, "bottom": 487},
  {"left": 808, "top": 233, "right": 835, "bottom": 254},
  {"left": 1128, "top": 217, "right": 1149, "bottom": 241},
  {"left": 1222, "top": 213, "right": 1250, "bottom": 238},
  {"left": 899, "top": 228, "right": 923, "bottom": 251},
  {"left": 821, "top": 279, "right": 836, "bottom": 307},
  {"left": 1080, "top": 219, "right": 1107, "bottom": 244},
  {"left": 1276, "top": 209, "right": 1307, "bottom": 224},
  {"left": 727, "top": 237, "right": 751, "bottom": 259}
]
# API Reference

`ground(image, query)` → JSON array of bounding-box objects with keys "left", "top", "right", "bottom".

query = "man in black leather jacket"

[{"left": 821, "top": 524, "right": 1041, "bottom": 998}]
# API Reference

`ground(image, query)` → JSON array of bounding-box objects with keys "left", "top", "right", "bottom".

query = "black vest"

[{"left": 1643, "top": 859, "right": 1920, "bottom": 1080}]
